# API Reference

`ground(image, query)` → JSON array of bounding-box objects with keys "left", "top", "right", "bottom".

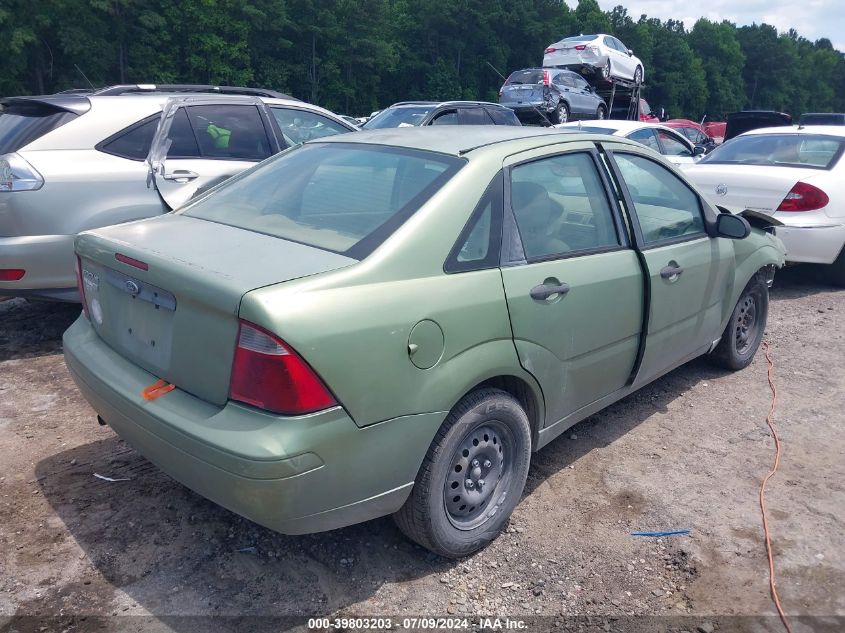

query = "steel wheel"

[
  {"left": 443, "top": 421, "right": 514, "bottom": 530},
  {"left": 734, "top": 289, "right": 761, "bottom": 355}
]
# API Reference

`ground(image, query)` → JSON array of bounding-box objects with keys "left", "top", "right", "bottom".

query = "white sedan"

[
  {"left": 557, "top": 120, "right": 705, "bottom": 166},
  {"left": 682, "top": 126, "right": 845, "bottom": 285},
  {"left": 543, "top": 34, "right": 644, "bottom": 85}
]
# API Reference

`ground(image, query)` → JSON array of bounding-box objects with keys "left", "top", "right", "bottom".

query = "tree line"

[{"left": 2, "top": 0, "right": 843, "bottom": 120}]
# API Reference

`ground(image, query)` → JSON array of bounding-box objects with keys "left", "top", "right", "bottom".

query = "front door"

[
  {"left": 608, "top": 150, "right": 733, "bottom": 384},
  {"left": 499, "top": 146, "right": 644, "bottom": 426},
  {"left": 147, "top": 97, "right": 278, "bottom": 209}
]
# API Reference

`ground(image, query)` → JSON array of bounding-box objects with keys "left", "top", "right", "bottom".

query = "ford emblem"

[
  {"left": 125, "top": 280, "right": 140, "bottom": 296},
  {"left": 715, "top": 183, "right": 728, "bottom": 196}
]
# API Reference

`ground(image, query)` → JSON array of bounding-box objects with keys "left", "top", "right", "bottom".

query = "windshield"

[
  {"left": 0, "top": 103, "right": 79, "bottom": 153},
  {"left": 362, "top": 106, "right": 434, "bottom": 129},
  {"left": 560, "top": 35, "right": 598, "bottom": 43},
  {"left": 505, "top": 70, "right": 544, "bottom": 85},
  {"left": 183, "top": 143, "right": 464, "bottom": 258},
  {"left": 701, "top": 134, "right": 845, "bottom": 170}
]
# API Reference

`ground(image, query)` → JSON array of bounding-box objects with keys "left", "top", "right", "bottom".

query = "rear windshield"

[
  {"left": 505, "top": 70, "right": 545, "bottom": 85},
  {"left": 0, "top": 103, "right": 78, "bottom": 153},
  {"left": 183, "top": 143, "right": 464, "bottom": 258},
  {"left": 362, "top": 106, "right": 434, "bottom": 129},
  {"left": 701, "top": 134, "right": 845, "bottom": 170},
  {"left": 561, "top": 35, "right": 598, "bottom": 43}
]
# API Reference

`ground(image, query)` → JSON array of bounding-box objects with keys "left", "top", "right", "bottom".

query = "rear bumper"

[
  {"left": 0, "top": 234, "right": 79, "bottom": 301},
  {"left": 774, "top": 222, "right": 845, "bottom": 264},
  {"left": 63, "top": 316, "right": 446, "bottom": 534}
]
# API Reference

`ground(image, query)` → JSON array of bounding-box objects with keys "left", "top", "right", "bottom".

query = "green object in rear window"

[{"left": 182, "top": 143, "right": 464, "bottom": 258}]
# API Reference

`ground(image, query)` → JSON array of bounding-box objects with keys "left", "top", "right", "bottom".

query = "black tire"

[
  {"left": 710, "top": 273, "right": 768, "bottom": 370},
  {"left": 634, "top": 65, "right": 643, "bottom": 85},
  {"left": 596, "top": 105, "right": 607, "bottom": 120},
  {"left": 551, "top": 101, "right": 569, "bottom": 125},
  {"left": 393, "top": 388, "right": 532, "bottom": 558},
  {"left": 826, "top": 246, "right": 845, "bottom": 287}
]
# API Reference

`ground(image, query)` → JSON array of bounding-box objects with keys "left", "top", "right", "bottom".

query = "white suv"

[{"left": 0, "top": 84, "right": 356, "bottom": 301}]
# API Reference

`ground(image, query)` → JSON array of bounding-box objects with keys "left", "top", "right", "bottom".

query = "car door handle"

[
  {"left": 660, "top": 264, "right": 684, "bottom": 279},
  {"left": 162, "top": 170, "right": 199, "bottom": 182},
  {"left": 530, "top": 282, "right": 570, "bottom": 301}
]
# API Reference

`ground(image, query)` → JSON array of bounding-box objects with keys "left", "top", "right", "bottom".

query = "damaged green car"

[{"left": 64, "top": 127, "right": 785, "bottom": 558}]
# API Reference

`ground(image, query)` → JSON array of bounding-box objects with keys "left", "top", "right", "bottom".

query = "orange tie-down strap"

[{"left": 141, "top": 378, "right": 176, "bottom": 401}]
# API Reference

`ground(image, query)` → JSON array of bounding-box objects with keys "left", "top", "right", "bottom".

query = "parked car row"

[{"left": 2, "top": 78, "right": 842, "bottom": 559}]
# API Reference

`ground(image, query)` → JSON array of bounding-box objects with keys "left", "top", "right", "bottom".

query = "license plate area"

[{"left": 99, "top": 268, "right": 176, "bottom": 372}]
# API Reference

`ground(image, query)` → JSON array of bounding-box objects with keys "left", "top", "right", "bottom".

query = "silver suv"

[{"left": 0, "top": 84, "right": 356, "bottom": 301}]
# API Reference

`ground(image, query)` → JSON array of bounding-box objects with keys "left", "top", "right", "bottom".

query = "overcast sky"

[{"left": 585, "top": 0, "right": 845, "bottom": 52}]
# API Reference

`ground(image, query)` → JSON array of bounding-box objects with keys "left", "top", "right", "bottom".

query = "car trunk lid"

[
  {"left": 76, "top": 213, "right": 356, "bottom": 406},
  {"left": 684, "top": 164, "right": 825, "bottom": 214}
]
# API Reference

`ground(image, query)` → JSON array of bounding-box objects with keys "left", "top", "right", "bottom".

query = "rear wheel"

[
  {"left": 826, "top": 245, "right": 845, "bottom": 287},
  {"left": 634, "top": 66, "right": 643, "bottom": 85},
  {"left": 393, "top": 388, "right": 532, "bottom": 558},
  {"left": 601, "top": 60, "right": 612, "bottom": 80},
  {"left": 710, "top": 273, "right": 768, "bottom": 370},
  {"left": 551, "top": 101, "right": 569, "bottom": 125},
  {"left": 596, "top": 105, "right": 607, "bottom": 120}
]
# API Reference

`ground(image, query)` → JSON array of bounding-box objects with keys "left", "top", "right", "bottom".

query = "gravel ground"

[{"left": 0, "top": 265, "right": 843, "bottom": 633}]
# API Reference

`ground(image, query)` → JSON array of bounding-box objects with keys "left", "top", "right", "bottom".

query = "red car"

[
  {"left": 639, "top": 99, "right": 660, "bottom": 123},
  {"left": 666, "top": 118, "right": 718, "bottom": 150}
]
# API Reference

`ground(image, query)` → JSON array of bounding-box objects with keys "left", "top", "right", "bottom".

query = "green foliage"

[{"left": 0, "top": 0, "right": 843, "bottom": 119}]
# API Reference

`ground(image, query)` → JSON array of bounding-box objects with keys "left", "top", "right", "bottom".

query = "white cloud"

[{"left": 576, "top": 0, "right": 845, "bottom": 51}]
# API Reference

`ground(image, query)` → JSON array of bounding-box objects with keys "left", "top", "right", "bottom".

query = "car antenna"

[
  {"left": 485, "top": 61, "right": 554, "bottom": 128},
  {"left": 74, "top": 64, "right": 96, "bottom": 90}
]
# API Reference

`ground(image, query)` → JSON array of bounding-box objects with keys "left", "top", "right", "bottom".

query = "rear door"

[
  {"left": 605, "top": 148, "right": 732, "bottom": 383},
  {"left": 499, "top": 143, "right": 644, "bottom": 426},
  {"left": 147, "top": 96, "right": 280, "bottom": 209}
]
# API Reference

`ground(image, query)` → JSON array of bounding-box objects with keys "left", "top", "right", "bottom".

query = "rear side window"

[
  {"left": 0, "top": 103, "right": 78, "bottom": 153},
  {"left": 510, "top": 152, "right": 621, "bottom": 259},
  {"left": 271, "top": 107, "right": 351, "bottom": 146},
  {"left": 184, "top": 105, "right": 272, "bottom": 160},
  {"left": 97, "top": 116, "right": 158, "bottom": 160},
  {"left": 487, "top": 108, "right": 520, "bottom": 126},
  {"left": 183, "top": 143, "right": 464, "bottom": 258},
  {"left": 458, "top": 108, "right": 495, "bottom": 125}
]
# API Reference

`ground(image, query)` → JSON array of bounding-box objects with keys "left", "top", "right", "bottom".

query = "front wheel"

[
  {"left": 393, "top": 388, "right": 532, "bottom": 558},
  {"left": 601, "top": 59, "right": 612, "bottom": 80},
  {"left": 710, "top": 273, "right": 769, "bottom": 370},
  {"left": 551, "top": 101, "right": 569, "bottom": 125}
]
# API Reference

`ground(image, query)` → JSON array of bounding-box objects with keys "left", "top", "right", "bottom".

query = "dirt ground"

[{"left": 1, "top": 265, "right": 843, "bottom": 633}]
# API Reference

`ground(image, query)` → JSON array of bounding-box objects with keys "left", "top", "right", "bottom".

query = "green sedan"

[{"left": 63, "top": 127, "right": 786, "bottom": 558}]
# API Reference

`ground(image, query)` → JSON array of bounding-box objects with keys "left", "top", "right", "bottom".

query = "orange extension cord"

[{"left": 760, "top": 340, "right": 793, "bottom": 633}]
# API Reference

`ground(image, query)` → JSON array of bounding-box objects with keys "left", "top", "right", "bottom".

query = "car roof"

[
  {"left": 559, "top": 120, "right": 652, "bottom": 133},
  {"left": 388, "top": 100, "right": 509, "bottom": 109},
  {"left": 740, "top": 125, "right": 845, "bottom": 138},
  {"left": 311, "top": 125, "right": 630, "bottom": 158}
]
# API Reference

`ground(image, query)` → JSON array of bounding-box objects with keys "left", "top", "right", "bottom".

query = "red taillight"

[
  {"left": 115, "top": 252, "right": 149, "bottom": 271},
  {"left": 75, "top": 256, "right": 89, "bottom": 316},
  {"left": 0, "top": 269, "right": 25, "bottom": 281},
  {"left": 776, "top": 182, "right": 829, "bottom": 212},
  {"left": 574, "top": 44, "right": 587, "bottom": 50},
  {"left": 543, "top": 69, "right": 550, "bottom": 86},
  {"left": 229, "top": 321, "right": 336, "bottom": 415},
  {"left": 544, "top": 47, "right": 557, "bottom": 54}
]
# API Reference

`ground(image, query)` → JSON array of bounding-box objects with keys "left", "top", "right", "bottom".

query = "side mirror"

[
  {"left": 627, "top": 49, "right": 634, "bottom": 56},
  {"left": 693, "top": 145, "right": 706, "bottom": 156},
  {"left": 716, "top": 213, "right": 751, "bottom": 240}
]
